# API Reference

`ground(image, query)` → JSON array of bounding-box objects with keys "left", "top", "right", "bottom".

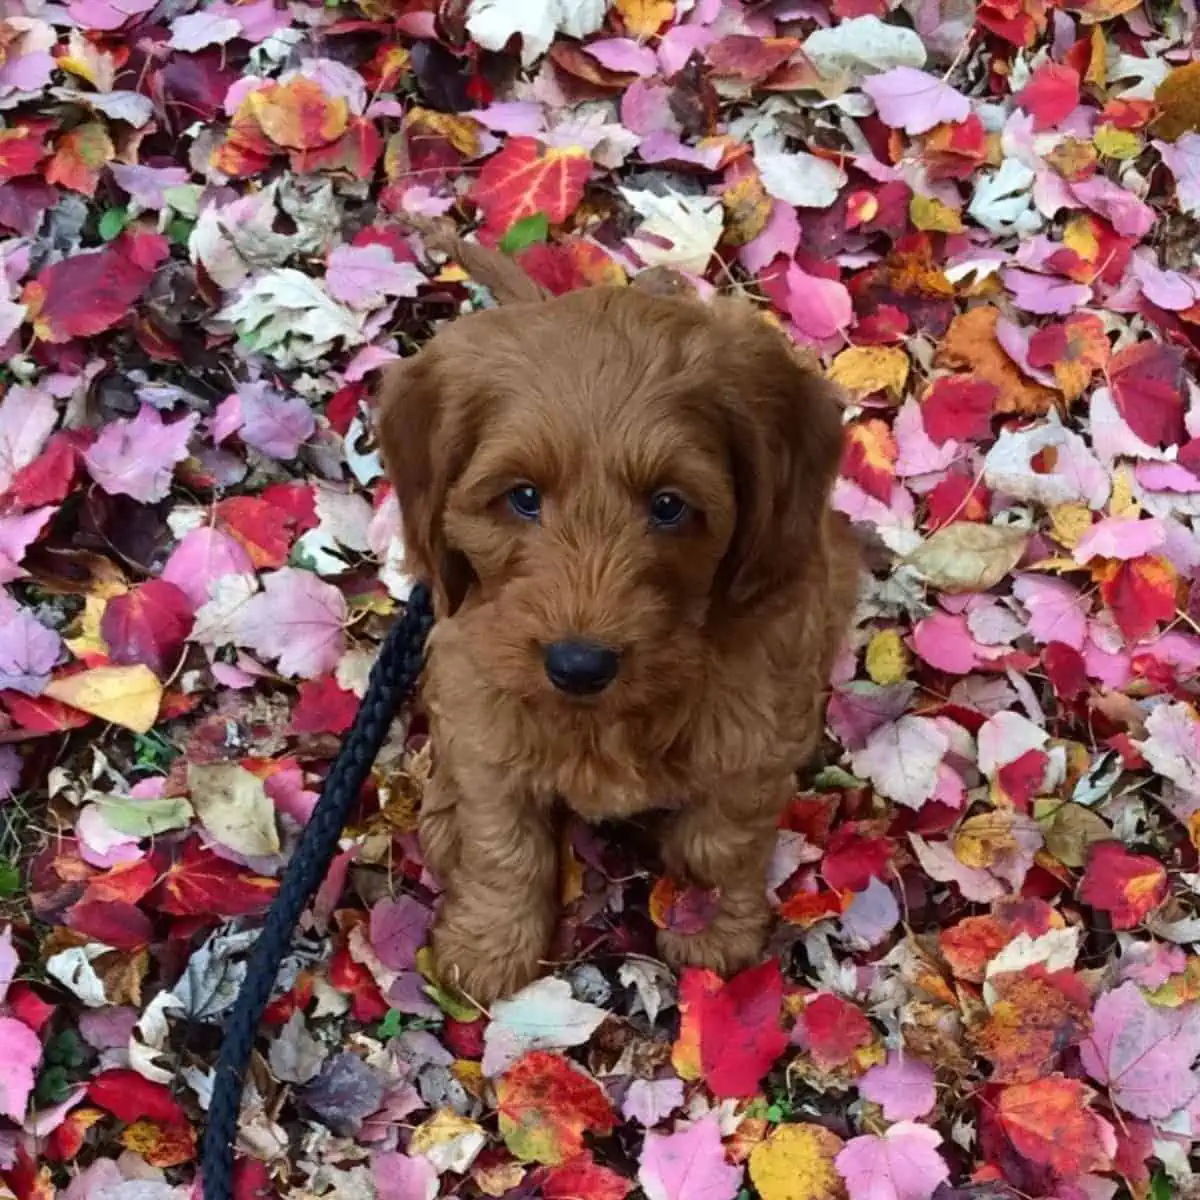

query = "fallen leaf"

[
  {"left": 905, "top": 524, "right": 1029, "bottom": 594},
  {"left": 187, "top": 762, "right": 281, "bottom": 858},
  {"left": 44, "top": 665, "right": 163, "bottom": 733},
  {"left": 996, "top": 1076, "right": 1113, "bottom": 1175},
  {"left": 639, "top": 1113, "right": 743, "bottom": 1200},
  {"left": 749, "top": 1123, "right": 845, "bottom": 1200},
  {"left": 835, "top": 1122, "right": 949, "bottom": 1200}
]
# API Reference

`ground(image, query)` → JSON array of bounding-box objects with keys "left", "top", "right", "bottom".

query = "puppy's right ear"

[{"left": 375, "top": 349, "right": 474, "bottom": 614}]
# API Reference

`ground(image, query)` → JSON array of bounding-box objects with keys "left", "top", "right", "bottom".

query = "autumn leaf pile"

[{"left": 4, "top": 0, "right": 1200, "bottom": 1195}]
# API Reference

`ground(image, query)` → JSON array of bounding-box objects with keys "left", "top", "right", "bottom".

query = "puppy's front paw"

[
  {"left": 657, "top": 906, "right": 770, "bottom": 977},
  {"left": 432, "top": 902, "right": 552, "bottom": 1006}
]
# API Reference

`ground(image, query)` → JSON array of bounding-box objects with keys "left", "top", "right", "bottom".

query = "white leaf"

[
  {"left": 466, "top": 0, "right": 607, "bottom": 66},
  {"left": 756, "top": 145, "right": 847, "bottom": 209},
  {"left": 851, "top": 715, "right": 948, "bottom": 810},
  {"left": 803, "top": 15, "right": 926, "bottom": 76},
  {"left": 620, "top": 188, "right": 723, "bottom": 275},
  {"left": 482, "top": 976, "right": 608, "bottom": 1076}
]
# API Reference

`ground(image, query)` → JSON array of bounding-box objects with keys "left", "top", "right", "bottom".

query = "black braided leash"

[{"left": 199, "top": 584, "right": 435, "bottom": 1200}]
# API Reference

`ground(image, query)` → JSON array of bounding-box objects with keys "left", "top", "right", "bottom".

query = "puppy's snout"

[{"left": 543, "top": 640, "right": 620, "bottom": 696}]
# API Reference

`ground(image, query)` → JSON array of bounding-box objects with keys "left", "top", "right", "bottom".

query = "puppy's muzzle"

[{"left": 543, "top": 640, "right": 620, "bottom": 695}]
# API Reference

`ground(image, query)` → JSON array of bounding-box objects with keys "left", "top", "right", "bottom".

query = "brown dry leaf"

[
  {"left": 827, "top": 346, "right": 909, "bottom": 400},
  {"left": 1036, "top": 800, "right": 1112, "bottom": 869},
  {"left": 936, "top": 307, "right": 1056, "bottom": 414},
  {"left": 44, "top": 664, "right": 163, "bottom": 733},
  {"left": 905, "top": 523, "right": 1030, "bottom": 593},
  {"left": 1154, "top": 61, "right": 1200, "bottom": 142},
  {"left": 722, "top": 171, "right": 772, "bottom": 246}
]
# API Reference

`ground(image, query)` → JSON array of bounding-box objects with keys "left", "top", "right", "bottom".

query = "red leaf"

[
  {"left": 471, "top": 137, "right": 591, "bottom": 234},
  {"left": 213, "top": 496, "right": 296, "bottom": 569},
  {"left": 1097, "top": 553, "right": 1178, "bottom": 641},
  {"left": 289, "top": 674, "right": 359, "bottom": 736},
  {"left": 100, "top": 580, "right": 194, "bottom": 678},
  {"left": 21, "top": 232, "right": 169, "bottom": 344},
  {"left": 821, "top": 827, "right": 892, "bottom": 892},
  {"left": 1042, "top": 641, "right": 1088, "bottom": 700},
  {"left": 1079, "top": 841, "right": 1168, "bottom": 929},
  {"left": 154, "top": 841, "right": 278, "bottom": 918},
  {"left": 797, "top": 992, "right": 874, "bottom": 1070},
  {"left": 1015, "top": 63, "right": 1081, "bottom": 130},
  {"left": 537, "top": 1151, "right": 633, "bottom": 1200},
  {"left": 5, "top": 431, "right": 86, "bottom": 507},
  {"left": 0, "top": 691, "right": 93, "bottom": 733},
  {"left": 7, "top": 983, "right": 56, "bottom": 1034},
  {"left": 87, "top": 1069, "right": 188, "bottom": 1127},
  {"left": 83, "top": 858, "right": 159, "bottom": 906},
  {"left": 841, "top": 420, "right": 897, "bottom": 503},
  {"left": 675, "top": 959, "right": 789, "bottom": 1098},
  {"left": 1106, "top": 341, "right": 1186, "bottom": 447},
  {"left": 64, "top": 899, "right": 154, "bottom": 950},
  {"left": 705, "top": 35, "right": 801, "bottom": 82},
  {"left": 0, "top": 124, "right": 49, "bottom": 181},
  {"left": 921, "top": 376, "right": 998, "bottom": 445}
]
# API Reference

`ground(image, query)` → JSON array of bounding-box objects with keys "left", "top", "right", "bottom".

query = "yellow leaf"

[
  {"left": 614, "top": 0, "right": 675, "bottom": 38},
  {"left": 722, "top": 171, "right": 772, "bottom": 246},
  {"left": 1109, "top": 465, "right": 1139, "bottom": 517},
  {"left": 1084, "top": 26, "right": 1107, "bottom": 86},
  {"left": 411, "top": 1110, "right": 488, "bottom": 1173},
  {"left": 1094, "top": 125, "right": 1141, "bottom": 159},
  {"left": 827, "top": 346, "right": 909, "bottom": 400},
  {"left": 905, "top": 523, "right": 1030, "bottom": 593},
  {"left": 1047, "top": 502, "right": 1093, "bottom": 549},
  {"left": 866, "top": 629, "right": 910, "bottom": 685},
  {"left": 63, "top": 596, "right": 110, "bottom": 659},
  {"left": 1062, "top": 214, "right": 1100, "bottom": 262},
  {"left": 910, "top": 194, "right": 964, "bottom": 233},
  {"left": 188, "top": 762, "right": 281, "bottom": 857},
  {"left": 749, "top": 1123, "right": 847, "bottom": 1200},
  {"left": 44, "top": 665, "right": 162, "bottom": 734}
]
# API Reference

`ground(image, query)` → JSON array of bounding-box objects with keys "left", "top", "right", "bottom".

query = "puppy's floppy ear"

[
  {"left": 716, "top": 308, "right": 847, "bottom": 611},
  {"left": 375, "top": 348, "right": 475, "bottom": 614}
]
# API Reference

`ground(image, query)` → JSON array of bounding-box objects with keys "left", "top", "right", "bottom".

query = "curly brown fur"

[{"left": 377, "top": 281, "right": 858, "bottom": 1004}]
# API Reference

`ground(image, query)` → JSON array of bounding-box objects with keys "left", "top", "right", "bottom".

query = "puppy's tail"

[{"left": 401, "top": 214, "right": 549, "bottom": 306}]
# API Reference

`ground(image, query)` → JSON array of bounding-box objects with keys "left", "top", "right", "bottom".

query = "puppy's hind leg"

[
  {"left": 418, "top": 771, "right": 462, "bottom": 884},
  {"left": 430, "top": 773, "right": 560, "bottom": 1005}
]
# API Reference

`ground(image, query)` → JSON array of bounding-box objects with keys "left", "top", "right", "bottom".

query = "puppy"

[{"left": 376, "top": 265, "right": 858, "bottom": 1004}]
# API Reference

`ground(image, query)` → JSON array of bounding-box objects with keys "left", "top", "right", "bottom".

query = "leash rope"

[{"left": 199, "top": 583, "right": 435, "bottom": 1200}]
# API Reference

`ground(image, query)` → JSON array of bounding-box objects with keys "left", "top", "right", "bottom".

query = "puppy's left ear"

[{"left": 716, "top": 307, "right": 847, "bottom": 611}]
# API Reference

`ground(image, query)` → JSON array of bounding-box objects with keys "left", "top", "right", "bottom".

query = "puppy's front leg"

[
  {"left": 430, "top": 777, "right": 559, "bottom": 1005},
  {"left": 656, "top": 780, "right": 788, "bottom": 976}
]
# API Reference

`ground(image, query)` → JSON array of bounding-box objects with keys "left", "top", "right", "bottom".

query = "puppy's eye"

[
  {"left": 649, "top": 490, "right": 690, "bottom": 528},
  {"left": 507, "top": 483, "right": 542, "bottom": 522}
]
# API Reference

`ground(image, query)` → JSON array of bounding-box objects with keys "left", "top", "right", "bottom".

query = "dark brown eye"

[
  {"left": 507, "top": 483, "right": 542, "bottom": 521},
  {"left": 649, "top": 490, "right": 690, "bottom": 528}
]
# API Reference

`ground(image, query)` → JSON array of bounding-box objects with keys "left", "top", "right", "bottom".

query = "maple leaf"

[
  {"left": 99, "top": 580, "right": 193, "bottom": 678},
  {"left": 841, "top": 420, "right": 897, "bottom": 503},
  {"left": 1105, "top": 341, "right": 1187, "bottom": 448},
  {"left": 537, "top": 1151, "right": 633, "bottom": 1200},
  {"left": 749, "top": 1123, "right": 845, "bottom": 1200},
  {"left": 836, "top": 1122, "right": 950, "bottom": 1200},
  {"left": 471, "top": 137, "right": 592, "bottom": 235},
  {"left": 87, "top": 1069, "right": 189, "bottom": 1127},
  {"left": 1079, "top": 841, "right": 1168, "bottom": 929},
  {"left": 639, "top": 1113, "right": 744, "bottom": 1200},
  {"left": 797, "top": 993, "right": 874, "bottom": 1071},
  {"left": 975, "top": 968, "right": 1091, "bottom": 1082},
  {"left": 233, "top": 567, "right": 347, "bottom": 679},
  {"left": 996, "top": 1076, "right": 1113, "bottom": 1175},
  {"left": 0, "top": 1017, "right": 40, "bottom": 1121},
  {"left": 246, "top": 77, "right": 348, "bottom": 150},
  {"left": 1080, "top": 980, "right": 1200, "bottom": 1117},
  {"left": 21, "top": 231, "right": 168, "bottom": 343},
  {"left": 671, "top": 959, "right": 789, "bottom": 1098},
  {"left": 496, "top": 1050, "right": 614, "bottom": 1165},
  {"left": 154, "top": 842, "right": 278, "bottom": 917}
]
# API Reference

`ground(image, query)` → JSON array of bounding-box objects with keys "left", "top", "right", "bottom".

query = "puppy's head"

[{"left": 376, "top": 287, "right": 844, "bottom": 720}]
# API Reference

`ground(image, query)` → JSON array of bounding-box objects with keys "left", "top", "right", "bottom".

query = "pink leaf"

[
  {"left": 0, "top": 593, "right": 61, "bottom": 696},
  {"left": 638, "top": 1113, "right": 743, "bottom": 1200},
  {"left": 1073, "top": 516, "right": 1166, "bottom": 564},
  {"left": 66, "top": 0, "right": 157, "bottom": 31},
  {"left": 0, "top": 386, "right": 57, "bottom": 496},
  {"left": 239, "top": 386, "right": 317, "bottom": 459},
  {"left": 836, "top": 1122, "right": 950, "bottom": 1200},
  {"left": 1080, "top": 981, "right": 1200, "bottom": 1118},
  {"left": 851, "top": 715, "right": 948, "bottom": 811},
  {"left": 0, "top": 505, "right": 54, "bottom": 583},
  {"left": 1069, "top": 175, "right": 1155, "bottom": 240},
  {"left": 785, "top": 263, "right": 852, "bottom": 340},
  {"left": 1012, "top": 575, "right": 1088, "bottom": 649},
  {"left": 622, "top": 1077, "right": 685, "bottom": 1127},
  {"left": 84, "top": 405, "right": 199, "bottom": 503},
  {"left": 859, "top": 1054, "right": 937, "bottom": 1121},
  {"left": 369, "top": 894, "right": 433, "bottom": 972},
  {"left": 162, "top": 527, "right": 255, "bottom": 610},
  {"left": 235, "top": 567, "right": 347, "bottom": 678},
  {"left": 0, "top": 925, "right": 17, "bottom": 1003},
  {"left": 325, "top": 244, "right": 426, "bottom": 310},
  {"left": 0, "top": 1015, "right": 41, "bottom": 1121},
  {"left": 862, "top": 68, "right": 970, "bottom": 135},
  {"left": 373, "top": 1151, "right": 438, "bottom": 1200}
]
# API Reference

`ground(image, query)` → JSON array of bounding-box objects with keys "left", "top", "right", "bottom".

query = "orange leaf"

[
  {"left": 614, "top": 0, "right": 676, "bottom": 37},
  {"left": 1079, "top": 840, "right": 1169, "bottom": 929},
  {"left": 44, "top": 123, "right": 114, "bottom": 197},
  {"left": 997, "top": 1076, "right": 1112, "bottom": 1176},
  {"left": 471, "top": 137, "right": 592, "bottom": 235},
  {"left": 936, "top": 306, "right": 1055, "bottom": 415},
  {"left": 497, "top": 1051, "right": 614, "bottom": 1165},
  {"left": 246, "top": 77, "right": 349, "bottom": 150},
  {"left": 939, "top": 898, "right": 1063, "bottom": 982},
  {"left": 120, "top": 1118, "right": 197, "bottom": 1167},
  {"left": 0, "top": 123, "right": 50, "bottom": 180},
  {"left": 975, "top": 967, "right": 1091, "bottom": 1082},
  {"left": 1027, "top": 312, "right": 1110, "bottom": 401},
  {"left": 1096, "top": 553, "right": 1178, "bottom": 642}
]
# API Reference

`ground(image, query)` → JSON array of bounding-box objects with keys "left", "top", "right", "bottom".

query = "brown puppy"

[{"left": 377, "top": 277, "right": 858, "bottom": 1004}]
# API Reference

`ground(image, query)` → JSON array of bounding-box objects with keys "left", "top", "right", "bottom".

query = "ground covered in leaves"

[{"left": 3, "top": 0, "right": 1200, "bottom": 1197}]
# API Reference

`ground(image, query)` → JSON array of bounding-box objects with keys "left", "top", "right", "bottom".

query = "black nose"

[{"left": 543, "top": 640, "right": 620, "bottom": 695}]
